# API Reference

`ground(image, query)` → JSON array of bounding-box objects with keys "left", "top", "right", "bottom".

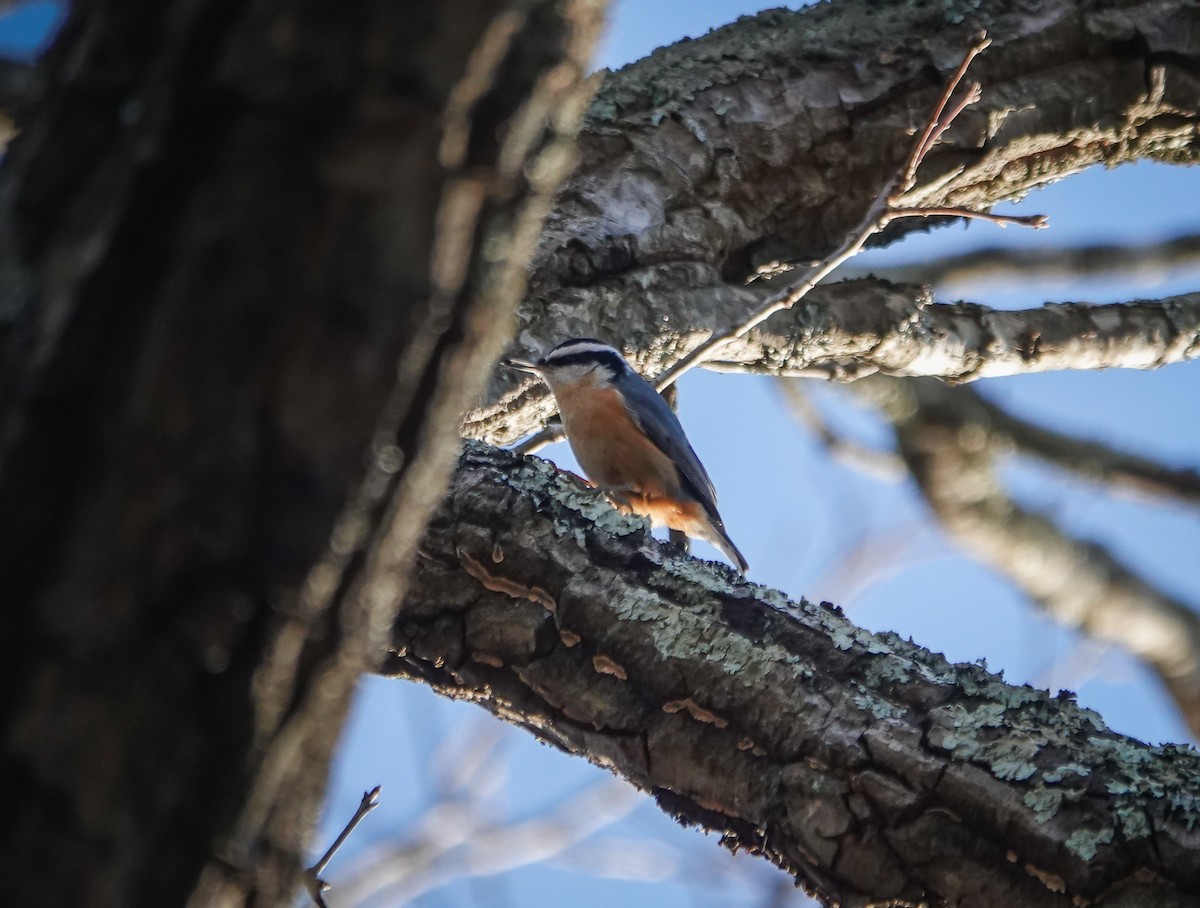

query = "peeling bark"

[{"left": 391, "top": 442, "right": 1200, "bottom": 908}]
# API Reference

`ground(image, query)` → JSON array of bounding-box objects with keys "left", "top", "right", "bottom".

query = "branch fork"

[{"left": 516, "top": 34, "right": 1048, "bottom": 455}]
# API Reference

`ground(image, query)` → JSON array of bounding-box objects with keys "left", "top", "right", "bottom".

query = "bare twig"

[
  {"left": 884, "top": 207, "right": 1049, "bottom": 229},
  {"left": 338, "top": 777, "right": 640, "bottom": 906},
  {"left": 898, "top": 39, "right": 991, "bottom": 190},
  {"left": 305, "top": 785, "right": 382, "bottom": 907},
  {"left": 514, "top": 424, "right": 562, "bottom": 454}
]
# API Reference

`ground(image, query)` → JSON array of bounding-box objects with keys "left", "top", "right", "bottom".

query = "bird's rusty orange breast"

[{"left": 554, "top": 381, "right": 681, "bottom": 500}]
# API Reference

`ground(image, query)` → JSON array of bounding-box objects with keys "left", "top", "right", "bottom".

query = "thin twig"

[
  {"left": 898, "top": 38, "right": 991, "bottom": 193},
  {"left": 652, "top": 189, "right": 892, "bottom": 392},
  {"left": 886, "top": 207, "right": 1049, "bottom": 229},
  {"left": 516, "top": 422, "right": 565, "bottom": 455},
  {"left": 305, "top": 785, "right": 382, "bottom": 907},
  {"left": 913, "top": 81, "right": 983, "bottom": 174}
]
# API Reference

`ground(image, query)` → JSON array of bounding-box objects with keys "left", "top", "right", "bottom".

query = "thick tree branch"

[
  {"left": 472, "top": 0, "right": 1200, "bottom": 444},
  {"left": 474, "top": 280, "right": 1200, "bottom": 445},
  {"left": 707, "top": 285, "right": 1200, "bottom": 382},
  {"left": 856, "top": 376, "right": 1200, "bottom": 739},
  {"left": 388, "top": 442, "right": 1200, "bottom": 908}
]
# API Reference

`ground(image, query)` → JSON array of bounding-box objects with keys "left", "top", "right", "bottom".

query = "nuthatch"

[{"left": 505, "top": 338, "right": 748, "bottom": 574}]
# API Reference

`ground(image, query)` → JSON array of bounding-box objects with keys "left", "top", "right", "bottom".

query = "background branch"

[
  {"left": 962, "top": 389, "right": 1200, "bottom": 506},
  {"left": 844, "top": 233, "right": 1200, "bottom": 293},
  {"left": 855, "top": 376, "right": 1200, "bottom": 737}
]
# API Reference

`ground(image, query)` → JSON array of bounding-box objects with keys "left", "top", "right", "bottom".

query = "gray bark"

[
  {"left": 683, "top": 282, "right": 1200, "bottom": 383},
  {"left": 0, "top": 1, "right": 602, "bottom": 905},
  {"left": 465, "top": 0, "right": 1200, "bottom": 446},
  {"left": 391, "top": 442, "right": 1200, "bottom": 908}
]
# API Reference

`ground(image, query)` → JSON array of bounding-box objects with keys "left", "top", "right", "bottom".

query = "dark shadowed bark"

[
  {"left": 390, "top": 442, "right": 1200, "bottom": 908},
  {"left": 0, "top": 1, "right": 602, "bottom": 905}
]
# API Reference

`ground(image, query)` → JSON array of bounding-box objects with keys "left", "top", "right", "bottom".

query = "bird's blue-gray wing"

[{"left": 617, "top": 370, "right": 720, "bottom": 514}]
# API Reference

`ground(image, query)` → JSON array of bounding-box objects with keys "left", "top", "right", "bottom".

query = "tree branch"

[
  {"left": 476, "top": 0, "right": 1200, "bottom": 445},
  {"left": 387, "top": 442, "right": 1200, "bottom": 908},
  {"left": 855, "top": 376, "right": 1200, "bottom": 738},
  {"left": 475, "top": 280, "right": 1200, "bottom": 446},
  {"left": 961, "top": 388, "right": 1200, "bottom": 507},
  {"left": 704, "top": 285, "right": 1200, "bottom": 382},
  {"left": 845, "top": 233, "right": 1200, "bottom": 293}
]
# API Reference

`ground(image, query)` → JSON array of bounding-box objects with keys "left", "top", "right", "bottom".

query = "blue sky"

[
  {"left": 5, "top": 2, "right": 1198, "bottom": 906},
  {"left": 0, "top": 1, "right": 60, "bottom": 58}
]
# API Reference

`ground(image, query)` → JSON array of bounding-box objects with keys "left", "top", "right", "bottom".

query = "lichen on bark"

[{"left": 390, "top": 442, "right": 1200, "bottom": 908}]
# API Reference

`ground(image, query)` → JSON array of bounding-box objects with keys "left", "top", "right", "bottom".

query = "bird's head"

[{"left": 504, "top": 338, "right": 629, "bottom": 388}]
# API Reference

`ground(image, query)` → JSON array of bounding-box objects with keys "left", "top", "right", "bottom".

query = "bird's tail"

[{"left": 699, "top": 514, "right": 749, "bottom": 575}]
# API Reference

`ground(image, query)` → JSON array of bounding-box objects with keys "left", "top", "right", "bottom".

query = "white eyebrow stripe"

[{"left": 543, "top": 341, "right": 622, "bottom": 361}]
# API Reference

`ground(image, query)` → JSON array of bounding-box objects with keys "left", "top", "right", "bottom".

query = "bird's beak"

[{"left": 502, "top": 356, "right": 541, "bottom": 374}]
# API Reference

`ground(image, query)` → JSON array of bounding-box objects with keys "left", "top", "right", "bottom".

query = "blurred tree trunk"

[
  {"left": 2, "top": 0, "right": 1199, "bottom": 907},
  {"left": 0, "top": 0, "right": 602, "bottom": 905}
]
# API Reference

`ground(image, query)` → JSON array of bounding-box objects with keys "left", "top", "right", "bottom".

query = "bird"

[{"left": 504, "top": 338, "right": 748, "bottom": 574}]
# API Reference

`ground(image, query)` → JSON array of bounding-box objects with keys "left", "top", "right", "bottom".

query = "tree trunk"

[{"left": 0, "top": 1, "right": 602, "bottom": 905}]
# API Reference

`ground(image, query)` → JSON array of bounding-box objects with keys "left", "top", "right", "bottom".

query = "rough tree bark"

[
  {"left": 0, "top": 1, "right": 602, "bottom": 905},
  {"left": 389, "top": 443, "right": 1200, "bottom": 908},
  {"left": 466, "top": 0, "right": 1200, "bottom": 444}
]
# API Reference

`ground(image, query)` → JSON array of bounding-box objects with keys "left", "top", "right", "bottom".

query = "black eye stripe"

[{"left": 542, "top": 350, "right": 626, "bottom": 372}]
